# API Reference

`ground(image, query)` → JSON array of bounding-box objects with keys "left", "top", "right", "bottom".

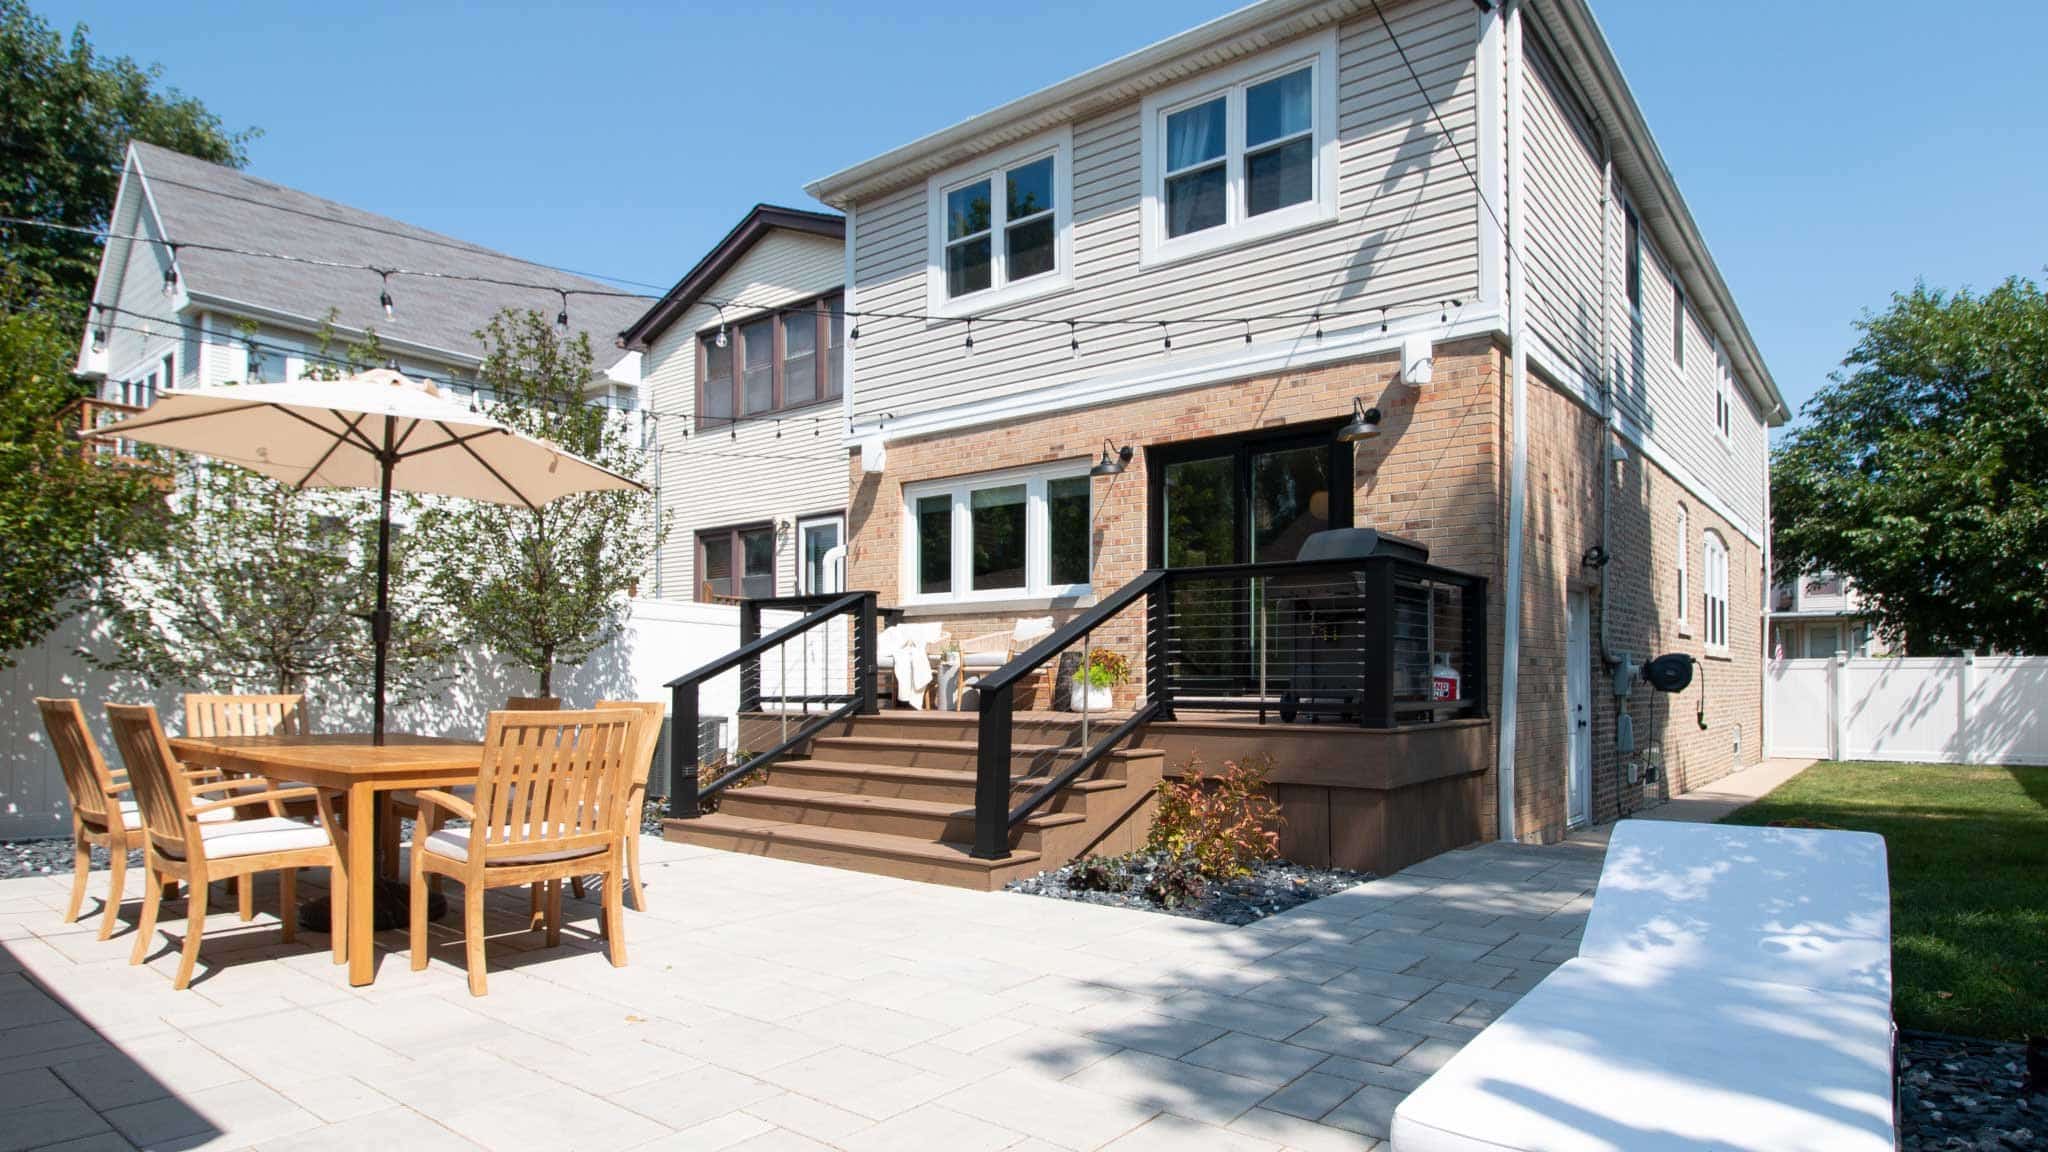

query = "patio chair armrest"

[
  {"left": 412, "top": 788, "right": 476, "bottom": 822},
  {"left": 188, "top": 787, "right": 321, "bottom": 816},
  {"left": 187, "top": 776, "right": 263, "bottom": 795},
  {"left": 101, "top": 782, "right": 131, "bottom": 798}
]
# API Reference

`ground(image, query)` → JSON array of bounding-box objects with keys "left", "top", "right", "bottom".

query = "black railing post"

[
  {"left": 1146, "top": 572, "right": 1175, "bottom": 720},
  {"left": 738, "top": 599, "right": 762, "bottom": 714},
  {"left": 854, "top": 591, "right": 879, "bottom": 715},
  {"left": 972, "top": 682, "right": 1014, "bottom": 860},
  {"left": 668, "top": 682, "right": 701, "bottom": 819},
  {"left": 1360, "top": 558, "right": 1397, "bottom": 728},
  {"left": 1463, "top": 576, "right": 1489, "bottom": 717}
]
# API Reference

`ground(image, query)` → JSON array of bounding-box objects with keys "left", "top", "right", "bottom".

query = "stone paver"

[{"left": 0, "top": 830, "right": 1613, "bottom": 1150}]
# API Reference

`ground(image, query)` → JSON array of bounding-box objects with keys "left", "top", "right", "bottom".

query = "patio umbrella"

[{"left": 90, "top": 368, "right": 644, "bottom": 741}]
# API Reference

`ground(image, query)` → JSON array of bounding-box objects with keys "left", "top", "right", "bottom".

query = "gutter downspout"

[
  {"left": 1495, "top": 0, "right": 1529, "bottom": 844},
  {"left": 1596, "top": 126, "right": 1619, "bottom": 670}
]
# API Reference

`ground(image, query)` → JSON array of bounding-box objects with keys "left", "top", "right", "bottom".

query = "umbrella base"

[{"left": 299, "top": 880, "right": 446, "bottom": 933}]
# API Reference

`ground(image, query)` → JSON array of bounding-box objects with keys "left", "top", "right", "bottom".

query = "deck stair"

[{"left": 666, "top": 711, "right": 1164, "bottom": 890}]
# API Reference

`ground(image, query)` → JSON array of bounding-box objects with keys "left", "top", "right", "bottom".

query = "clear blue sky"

[{"left": 39, "top": 1, "right": 2048, "bottom": 432}]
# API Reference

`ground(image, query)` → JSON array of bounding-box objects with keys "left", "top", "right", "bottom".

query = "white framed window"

[
  {"left": 1674, "top": 503, "right": 1690, "bottom": 635},
  {"left": 1713, "top": 346, "right": 1735, "bottom": 444},
  {"left": 902, "top": 460, "right": 1093, "bottom": 604},
  {"left": 1671, "top": 276, "right": 1686, "bottom": 370},
  {"left": 797, "top": 513, "right": 845, "bottom": 595},
  {"left": 1139, "top": 29, "right": 1339, "bottom": 266},
  {"left": 1624, "top": 204, "right": 1643, "bottom": 318},
  {"left": 924, "top": 128, "right": 1073, "bottom": 316},
  {"left": 1702, "top": 528, "right": 1729, "bottom": 654}
]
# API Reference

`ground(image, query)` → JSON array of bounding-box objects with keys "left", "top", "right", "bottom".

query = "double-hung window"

[
  {"left": 1141, "top": 30, "right": 1338, "bottom": 265},
  {"left": 697, "top": 524, "right": 776, "bottom": 603},
  {"left": 927, "top": 130, "right": 1072, "bottom": 315},
  {"left": 1713, "top": 349, "right": 1736, "bottom": 444},
  {"left": 1702, "top": 529, "right": 1729, "bottom": 654},
  {"left": 904, "top": 463, "right": 1093, "bottom": 604},
  {"left": 1671, "top": 277, "right": 1687, "bottom": 370},
  {"left": 1674, "top": 504, "right": 1690, "bottom": 635},
  {"left": 698, "top": 293, "right": 844, "bottom": 427}
]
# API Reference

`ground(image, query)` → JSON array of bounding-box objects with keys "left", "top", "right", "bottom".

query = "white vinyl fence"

[
  {"left": 1767, "top": 654, "right": 2048, "bottom": 765},
  {"left": 0, "top": 599, "right": 745, "bottom": 842}
]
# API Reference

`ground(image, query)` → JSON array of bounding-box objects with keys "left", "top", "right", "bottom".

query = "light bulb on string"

[
  {"left": 964, "top": 318, "right": 975, "bottom": 356},
  {"left": 378, "top": 271, "right": 395, "bottom": 318},
  {"left": 1069, "top": 321, "right": 1081, "bottom": 359},
  {"left": 1159, "top": 321, "right": 1171, "bottom": 352},
  {"left": 714, "top": 305, "right": 728, "bottom": 348},
  {"left": 1381, "top": 307, "right": 1390, "bottom": 333},
  {"left": 162, "top": 248, "right": 178, "bottom": 296},
  {"left": 1243, "top": 320, "right": 1253, "bottom": 345},
  {"left": 1313, "top": 312, "right": 1323, "bottom": 341}
]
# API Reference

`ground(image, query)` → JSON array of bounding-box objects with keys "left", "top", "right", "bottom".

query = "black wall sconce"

[{"left": 1091, "top": 439, "right": 1134, "bottom": 477}]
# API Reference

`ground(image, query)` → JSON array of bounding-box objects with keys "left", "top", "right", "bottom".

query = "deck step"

[
  {"left": 807, "top": 734, "right": 1160, "bottom": 774},
  {"left": 718, "top": 784, "right": 1086, "bottom": 847},
  {"left": 663, "top": 813, "right": 1044, "bottom": 890},
  {"left": 766, "top": 759, "right": 1130, "bottom": 806}
]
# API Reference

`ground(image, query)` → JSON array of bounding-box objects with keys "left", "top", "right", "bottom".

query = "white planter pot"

[{"left": 1070, "top": 678, "right": 1114, "bottom": 712}]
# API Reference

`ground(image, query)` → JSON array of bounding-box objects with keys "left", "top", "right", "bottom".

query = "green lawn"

[{"left": 1722, "top": 760, "right": 2048, "bottom": 1040}]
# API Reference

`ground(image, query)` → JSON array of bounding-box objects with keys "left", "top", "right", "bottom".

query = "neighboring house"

[
  {"left": 779, "top": 0, "right": 1786, "bottom": 856},
  {"left": 76, "top": 141, "right": 647, "bottom": 425},
  {"left": 1771, "top": 571, "right": 1886, "bottom": 659},
  {"left": 622, "top": 206, "right": 848, "bottom": 604}
]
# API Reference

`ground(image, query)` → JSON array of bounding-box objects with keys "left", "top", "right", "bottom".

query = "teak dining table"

[{"left": 166, "top": 733, "right": 482, "bottom": 986}]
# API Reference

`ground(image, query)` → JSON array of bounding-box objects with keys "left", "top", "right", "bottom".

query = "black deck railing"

[
  {"left": 970, "top": 555, "right": 1487, "bottom": 860},
  {"left": 666, "top": 591, "right": 878, "bottom": 818}
]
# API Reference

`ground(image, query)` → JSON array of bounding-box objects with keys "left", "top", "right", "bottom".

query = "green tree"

[
  {"left": 1772, "top": 276, "right": 2048, "bottom": 655},
  {"left": 414, "top": 309, "right": 661, "bottom": 695},
  {"left": 0, "top": 267, "right": 165, "bottom": 662},
  {"left": 0, "top": 0, "right": 254, "bottom": 309}
]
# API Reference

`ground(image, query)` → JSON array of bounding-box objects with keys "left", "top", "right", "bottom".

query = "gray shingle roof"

[{"left": 129, "top": 141, "right": 648, "bottom": 370}]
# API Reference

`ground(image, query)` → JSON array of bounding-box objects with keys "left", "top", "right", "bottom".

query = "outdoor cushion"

[
  {"left": 1579, "top": 820, "right": 1892, "bottom": 999},
  {"left": 422, "top": 824, "right": 606, "bottom": 865},
  {"left": 162, "top": 816, "right": 330, "bottom": 859},
  {"left": 1390, "top": 958, "right": 1896, "bottom": 1152}
]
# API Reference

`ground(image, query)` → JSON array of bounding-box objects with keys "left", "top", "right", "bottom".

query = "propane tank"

[{"left": 1431, "top": 653, "right": 1461, "bottom": 702}]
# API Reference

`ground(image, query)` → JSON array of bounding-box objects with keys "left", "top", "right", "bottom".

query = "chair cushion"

[
  {"left": 165, "top": 816, "right": 330, "bottom": 860},
  {"left": 422, "top": 824, "right": 605, "bottom": 865},
  {"left": 118, "top": 799, "right": 233, "bottom": 830},
  {"left": 960, "top": 653, "right": 1008, "bottom": 671}
]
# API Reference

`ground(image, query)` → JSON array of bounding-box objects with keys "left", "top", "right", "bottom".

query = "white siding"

[
  {"left": 1522, "top": 41, "right": 1602, "bottom": 393},
  {"left": 847, "top": 1, "right": 1483, "bottom": 424},
  {"left": 643, "top": 230, "right": 849, "bottom": 602}
]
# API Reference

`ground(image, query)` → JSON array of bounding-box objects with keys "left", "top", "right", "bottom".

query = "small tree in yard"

[
  {"left": 1773, "top": 275, "right": 2048, "bottom": 655},
  {"left": 414, "top": 309, "right": 661, "bottom": 696}
]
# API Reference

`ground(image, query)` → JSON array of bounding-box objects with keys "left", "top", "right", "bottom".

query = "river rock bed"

[
  {"left": 1900, "top": 1031, "right": 2043, "bottom": 1150},
  {"left": 3, "top": 838, "right": 143, "bottom": 880},
  {"left": 1007, "top": 852, "right": 1370, "bottom": 926}
]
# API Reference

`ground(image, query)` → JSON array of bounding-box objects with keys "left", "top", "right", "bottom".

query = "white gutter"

[{"left": 1495, "top": 0, "right": 1529, "bottom": 844}]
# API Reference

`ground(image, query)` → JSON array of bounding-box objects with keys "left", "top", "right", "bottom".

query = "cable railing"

[{"left": 665, "top": 591, "right": 877, "bottom": 818}]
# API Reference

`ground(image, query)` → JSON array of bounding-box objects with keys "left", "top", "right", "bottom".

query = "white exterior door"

[
  {"left": 1804, "top": 624, "right": 1841, "bottom": 660},
  {"left": 797, "top": 515, "right": 845, "bottom": 594},
  {"left": 1566, "top": 591, "right": 1592, "bottom": 827}
]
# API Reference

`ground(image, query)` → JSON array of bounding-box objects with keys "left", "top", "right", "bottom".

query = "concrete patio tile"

[
  {"left": 1078, "top": 1008, "right": 1228, "bottom": 1059},
  {"left": 723, "top": 1128, "right": 835, "bottom": 1151},
  {"left": 642, "top": 1012, "right": 834, "bottom": 1076},
  {"left": 755, "top": 1045, "right": 962, "bottom": 1122},
  {"left": 628, "top": 1112, "right": 775, "bottom": 1151},
  {"left": 179, "top": 1008, "right": 415, "bottom": 1083},
  {"left": 1394, "top": 1037, "right": 1468, "bottom": 1075},
  {"left": 1182, "top": 1032, "right": 1328, "bottom": 1086},
  {"left": 431, "top": 1082, "right": 670, "bottom": 1152},
  {"left": 1257, "top": 1070, "right": 1364, "bottom": 1121},
  {"left": 941, "top": 1067, "right": 1158, "bottom": 1150},
  {"left": 252, "top": 1107, "right": 485, "bottom": 1152},
  {"left": 1156, "top": 991, "right": 1323, "bottom": 1042},
  {"left": 1322, "top": 1083, "right": 1408, "bottom": 1139},
  {"left": 1, "top": 1095, "right": 115, "bottom": 1152},
  {"left": 353, "top": 1049, "right": 558, "bottom": 1115},
  {"left": 616, "top": 1064, "right": 780, "bottom": 1131},
  {"left": 739, "top": 1091, "right": 874, "bottom": 1143},
  {"left": 1320, "top": 968, "right": 1441, "bottom": 1002},
  {"left": 930, "top": 1014, "right": 1036, "bottom": 1054},
  {"left": 780, "top": 998, "right": 951, "bottom": 1055},
  {"left": 1102, "top": 1112, "right": 1284, "bottom": 1151},
  {"left": 1311, "top": 1055, "right": 1430, "bottom": 1093},
  {"left": 106, "top": 1077, "right": 321, "bottom": 1150},
  {"left": 21, "top": 1134, "right": 135, "bottom": 1152},
  {"left": 494, "top": 1031, "right": 705, "bottom": 1097},
  {"left": 1227, "top": 1106, "right": 1383, "bottom": 1151},
  {"left": 1286, "top": 1019, "right": 1428, "bottom": 1065},
  {"left": 254, "top": 1075, "right": 395, "bottom": 1125},
  {"left": 0, "top": 1064, "right": 74, "bottom": 1110},
  {"left": 884, "top": 1038, "right": 1016, "bottom": 1085},
  {"left": 835, "top": 1102, "right": 1023, "bottom": 1152},
  {"left": 1232, "top": 978, "right": 1409, "bottom": 1026},
  {"left": 971, "top": 1023, "right": 1125, "bottom": 1079},
  {"left": 1064, "top": 1048, "right": 1271, "bottom": 1124},
  {"left": 1400, "top": 955, "right": 1514, "bottom": 987}
]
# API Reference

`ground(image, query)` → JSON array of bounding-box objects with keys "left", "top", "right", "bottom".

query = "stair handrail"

[
  {"left": 666, "top": 590, "right": 878, "bottom": 819},
  {"left": 971, "top": 569, "right": 1165, "bottom": 860}
]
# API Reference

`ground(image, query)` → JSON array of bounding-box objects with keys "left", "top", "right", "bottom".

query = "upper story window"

[
  {"left": 1140, "top": 29, "right": 1338, "bottom": 266},
  {"left": 1714, "top": 348, "right": 1735, "bottom": 443},
  {"left": 1702, "top": 529, "right": 1729, "bottom": 654},
  {"left": 1674, "top": 503, "right": 1690, "bottom": 634},
  {"left": 1624, "top": 206, "right": 1643, "bottom": 316},
  {"left": 1671, "top": 277, "right": 1686, "bottom": 370},
  {"left": 698, "top": 292, "right": 843, "bottom": 425},
  {"left": 925, "top": 129, "right": 1073, "bottom": 316},
  {"left": 903, "top": 460, "right": 1092, "bottom": 604},
  {"left": 1805, "top": 573, "right": 1845, "bottom": 598}
]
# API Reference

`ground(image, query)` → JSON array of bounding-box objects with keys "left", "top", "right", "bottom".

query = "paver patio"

[{"left": 0, "top": 832, "right": 1604, "bottom": 1151}]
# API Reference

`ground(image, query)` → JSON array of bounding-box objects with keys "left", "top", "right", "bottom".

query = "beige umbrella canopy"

[{"left": 91, "top": 369, "right": 644, "bottom": 741}]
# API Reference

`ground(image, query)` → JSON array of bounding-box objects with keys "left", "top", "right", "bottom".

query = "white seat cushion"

[
  {"left": 165, "top": 816, "right": 330, "bottom": 860},
  {"left": 960, "top": 653, "right": 1008, "bottom": 671},
  {"left": 422, "top": 824, "right": 604, "bottom": 866},
  {"left": 117, "top": 799, "right": 234, "bottom": 830},
  {"left": 1390, "top": 958, "right": 1896, "bottom": 1152},
  {"left": 1581, "top": 820, "right": 1892, "bottom": 999}
]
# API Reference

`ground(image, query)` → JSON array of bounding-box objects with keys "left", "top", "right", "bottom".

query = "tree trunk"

[{"left": 538, "top": 647, "right": 553, "bottom": 697}]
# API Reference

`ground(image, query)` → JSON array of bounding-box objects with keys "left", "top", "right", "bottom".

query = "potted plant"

[{"left": 1070, "top": 647, "right": 1130, "bottom": 712}]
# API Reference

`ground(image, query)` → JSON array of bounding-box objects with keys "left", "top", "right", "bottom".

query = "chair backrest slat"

[
  {"left": 37, "top": 698, "right": 119, "bottom": 828},
  {"left": 184, "top": 694, "right": 308, "bottom": 738},
  {"left": 504, "top": 696, "right": 562, "bottom": 712},
  {"left": 472, "top": 708, "right": 639, "bottom": 864},
  {"left": 595, "top": 700, "right": 665, "bottom": 810},
  {"left": 106, "top": 704, "right": 199, "bottom": 861}
]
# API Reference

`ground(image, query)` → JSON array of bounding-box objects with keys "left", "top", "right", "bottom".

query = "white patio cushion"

[
  {"left": 118, "top": 799, "right": 234, "bottom": 830},
  {"left": 163, "top": 816, "right": 330, "bottom": 860},
  {"left": 422, "top": 824, "right": 605, "bottom": 866},
  {"left": 1579, "top": 820, "right": 1893, "bottom": 999},
  {"left": 960, "top": 652, "right": 1008, "bottom": 671},
  {"left": 1390, "top": 958, "right": 1896, "bottom": 1152}
]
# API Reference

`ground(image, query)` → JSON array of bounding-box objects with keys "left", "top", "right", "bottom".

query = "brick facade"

[{"left": 845, "top": 338, "right": 1762, "bottom": 843}]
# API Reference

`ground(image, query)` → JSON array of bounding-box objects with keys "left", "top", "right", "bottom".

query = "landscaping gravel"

[
  {"left": 1007, "top": 851, "right": 1370, "bottom": 926},
  {"left": 1900, "top": 1031, "right": 2044, "bottom": 1151},
  {"left": 4, "top": 838, "right": 141, "bottom": 880}
]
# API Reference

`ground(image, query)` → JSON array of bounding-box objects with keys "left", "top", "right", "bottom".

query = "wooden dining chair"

[
  {"left": 594, "top": 700, "right": 664, "bottom": 911},
  {"left": 392, "top": 693, "right": 573, "bottom": 890},
  {"left": 409, "top": 707, "right": 643, "bottom": 996},
  {"left": 505, "top": 696, "right": 562, "bottom": 711},
  {"left": 106, "top": 703, "right": 344, "bottom": 989},
  {"left": 182, "top": 693, "right": 315, "bottom": 921}
]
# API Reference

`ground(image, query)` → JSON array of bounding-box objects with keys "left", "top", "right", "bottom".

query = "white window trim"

[
  {"left": 796, "top": 513, "right": 846, "bottom": 595},
  {"left": 1702, "top": 528, "right": 1730, "bottom": 656},
  {"left": 1138, "top": 28, "right": 1340, "bottom": 268},
  {"left": 1674, "top": 503, "right": 1691, "bottom": 636},
  {"left": 1670, "top": 275, "right": 1686, "bottom": 372},
  {"left": 924, "top": 127, "right": 1074, "bottom": 319},
  {"left": 1713, "top": 342, "right": 1735, "bottom": 450},
  {"left": 900, "top": 459, "right": 1093, "bottom": 606}
]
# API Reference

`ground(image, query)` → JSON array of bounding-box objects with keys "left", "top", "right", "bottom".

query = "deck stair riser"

[
  {"left": 764, "top": 761, "right": 1128, "bottom": 809},
  {"left": 804, "top": 735, "right": 1136, "bottom": 776}
]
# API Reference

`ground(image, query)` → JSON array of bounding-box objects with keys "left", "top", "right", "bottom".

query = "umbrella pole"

[{"left": 372, "top": 423, "right": 394, "bottom": 746}]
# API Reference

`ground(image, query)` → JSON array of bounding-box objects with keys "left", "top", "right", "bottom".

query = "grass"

[{"left": 1722, "top": 760, "right": 2048, "bottom": 1040}]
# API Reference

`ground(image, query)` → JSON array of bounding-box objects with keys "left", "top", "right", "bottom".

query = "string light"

[
  {"left": 378, "top": 271, "right": 395, "bottom": 319},
  {"left": 1159, "top": 321, "right": 1171, "bottom": 351},
  {"left": 162, "top": 246, "right": 178, "bottom": 296},
  {"left": 1242, "top": 320, "right": 1252, "bottom": 345},
  {"left": 1381, "top": 307, "right": 1390, "bottom": 333},
  {"left": 1069, "top": 321, "right": 1081, "bottom": 359},
  {"left": 1313, "top": 311, "right": 1323, "bottom": 341},
  {"left": 714, "top": 305, "right": 728, "bottom": 349},
  {"left": 555, "top": 291, "right": 570, "bottom": 328},
  {"left": 964, "top": 318, "right": 975, "bottom": 356}
]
